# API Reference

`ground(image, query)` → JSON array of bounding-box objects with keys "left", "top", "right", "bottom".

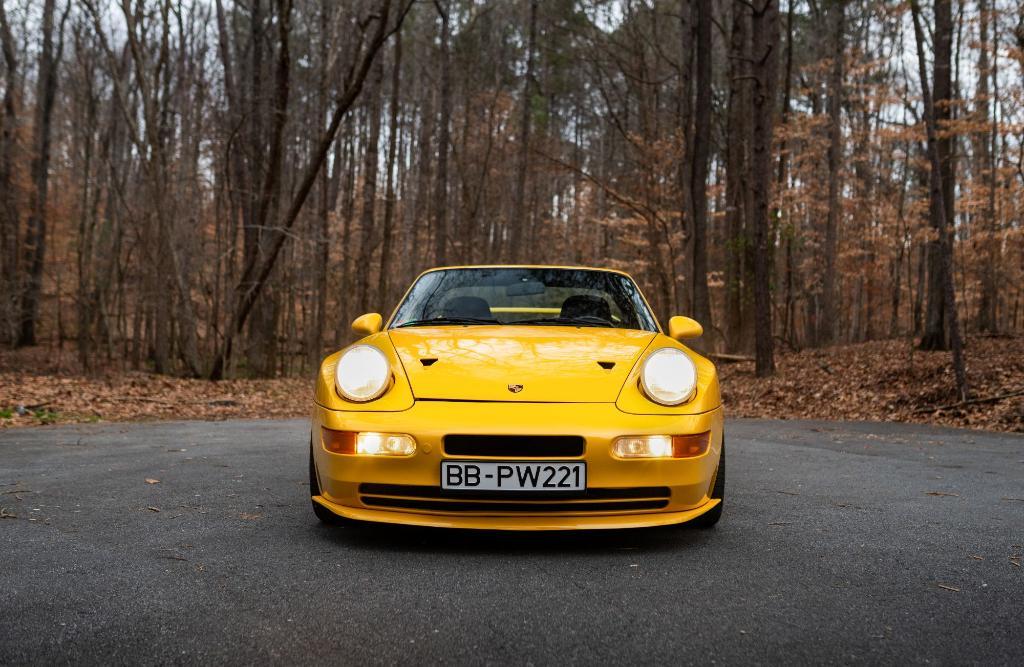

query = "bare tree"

[
  {"left": 2, "top": 0, "right": 1022, "bottom": 381},
  {"left": 431, "top": 0, "right": 451, "bottom": 265},
  {"left": 378, "top": 28, "right": 402, "bottom": 307},
  {"left": 975, "top": 0, "right": 998, "bottom": 333},
  {"left": 356, "top": 55, "right": 384, "bottom": 314},
  {"left": 909, "top": 0, "right": 968, "bottom": 401},
  {"left": 820, "top": 0, "right": 845, "bottom": 344},
  {"left": 507, "top": 0, "right": 536, "bottom": 262},
  {"left": 209, "top": 0, "right": 410, "bottom": 380},
  {"left": 18, "top": 0, "right": 68, "bottom": 346},
  {"left": 0, "top": 1, "right": 20, "bottom": 342},
  {"left": 918, "top": 0, "right": 955, "bottom": 351},
  {"left": 749, "top": 0, "right": 780, "bottom": 377},
  {"left": 689, "top": 0, "right": 712, "bottom": 333},
  {"left": 725, "top": 0, "right": 752, "bottom": 353}
]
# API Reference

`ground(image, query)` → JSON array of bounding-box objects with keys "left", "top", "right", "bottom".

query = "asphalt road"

[{"left": 1, "top": 418, "right": 1022, "bottom": 665}]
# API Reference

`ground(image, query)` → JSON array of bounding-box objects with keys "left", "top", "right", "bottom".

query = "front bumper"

[{"left": 311, "top": 401, "right": 723, "bottom": 530}]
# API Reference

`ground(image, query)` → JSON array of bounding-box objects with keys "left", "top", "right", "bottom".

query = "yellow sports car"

[{"left": 309, "top": 265, "right": 724, "bottom": 530}]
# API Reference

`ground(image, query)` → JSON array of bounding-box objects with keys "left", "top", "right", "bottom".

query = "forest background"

[{"left": 0, "top": 0, "right": 1021, "bottom": 431}]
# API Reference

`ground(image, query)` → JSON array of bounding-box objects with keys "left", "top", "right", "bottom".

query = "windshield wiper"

[
  {"left": 513, "top": 316, "right": 613, "bottom": 328},
  {"left": 395, "top": 316, "right": 500, "bottom": 328}
]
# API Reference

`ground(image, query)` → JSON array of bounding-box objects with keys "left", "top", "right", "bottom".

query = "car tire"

[
  {"left": 691, "top": 439, "right": 725, "bottom": 528},
  {"left": 309, "top": 441, "right": 347, "bottom": 525}
]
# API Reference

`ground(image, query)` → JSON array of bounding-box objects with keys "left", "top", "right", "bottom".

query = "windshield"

[{"left": 389, "top": 268, "right": 659, "bottom": 332}]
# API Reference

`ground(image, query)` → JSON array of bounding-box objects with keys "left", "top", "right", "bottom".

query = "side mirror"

[
  {"left": 668, "top": 316, "right": 703, "bottom": 341},
  {"left": 351, "top": 313, "right": 383, "bottom": 336}
]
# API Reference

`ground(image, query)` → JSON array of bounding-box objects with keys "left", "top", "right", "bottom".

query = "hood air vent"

[
  {"left": 420, "top": 358, "right": 438, "bottom": 367},
  {"left": 597, "top": 361, "right": 616, "bottom": 370}
]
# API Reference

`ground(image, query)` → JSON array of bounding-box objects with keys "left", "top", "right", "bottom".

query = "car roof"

[{"left": 416, "top": 265, "right": 636, "bottom": 280}]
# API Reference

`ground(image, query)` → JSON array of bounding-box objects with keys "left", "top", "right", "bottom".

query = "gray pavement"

[{"left": 1, "top": 418, "right": 1022, "bottom": 665}]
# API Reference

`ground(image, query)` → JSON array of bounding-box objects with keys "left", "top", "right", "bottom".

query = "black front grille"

[
  {"left": 443, "top": 435, "right": 585, "bottom": 458},
  {"left": 357, "top": 483, "right": 671, "bottom": 514}
]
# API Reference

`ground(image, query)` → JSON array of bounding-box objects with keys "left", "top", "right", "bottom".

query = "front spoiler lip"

[{"left": 312, "top": 494, "right": 720, "bottom": 531}]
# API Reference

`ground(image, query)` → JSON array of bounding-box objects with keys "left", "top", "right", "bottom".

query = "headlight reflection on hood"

[
  {"left": 640, "top": 347, "right": 697, "bottom": 406},
  {"left": 335, "top": 345, "right": 391, "bottom": 402}
]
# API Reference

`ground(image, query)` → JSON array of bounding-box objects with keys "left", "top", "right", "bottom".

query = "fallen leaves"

[
  {"left": 146, "top": 506, "right": 161, "bottom": 512},
  {"left": 0, "top": 348, "right": 313, "bottom": 428},
  {"left": 720, "top": 335, "right": 1024, "bottom": 433},
  {"left": 925, "top": 491, "right": 960, "bottom": 497},
  {"left": 2, "top": 335, "right": 1021, "bottom": 431},
  {"left": 145, "top": 478, "right": 160, "bottom": 485},
  {"left": 937, "top": 584, "right": 961, "bottom": 592},
  {"left": 0, "top": 507, "right": 16, "bottom": 519}
]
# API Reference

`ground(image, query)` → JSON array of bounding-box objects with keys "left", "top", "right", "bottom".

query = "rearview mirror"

[
  {"left": 668, "top": 316, "right": 703, "bottom": 341},
  {"left": 351, "top": 313, "right": 383, "bottom": 336},
  {"left": 506, "top": 280, "right": 546, "bottom": 297}
]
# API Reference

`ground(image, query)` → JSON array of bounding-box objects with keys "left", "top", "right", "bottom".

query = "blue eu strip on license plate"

[{"left": 441, "top": 461, "right": 586, "bottom": 491}]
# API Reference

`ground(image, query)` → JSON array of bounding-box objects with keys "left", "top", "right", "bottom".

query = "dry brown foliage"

[
  {"left": 0, "top": 347, "right": 310, "bottom": 427},
  {"left": 720, "top": 335, "right": 1023, "bottom": 433},
  {"left": 2, "top": 335, "right": 1021, "bottom": 433}
]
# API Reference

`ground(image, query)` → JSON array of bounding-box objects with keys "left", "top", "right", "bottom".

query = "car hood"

[{"left": 388, "top": 326, "right": 657, "bottom": 403}]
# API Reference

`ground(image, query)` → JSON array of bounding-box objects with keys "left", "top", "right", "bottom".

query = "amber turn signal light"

[
  {"left": 671, "top": 432, "right": 711, "bottom": 458},
  {"left": 322, "top": 427, "right": 357, "bottom": 454}
]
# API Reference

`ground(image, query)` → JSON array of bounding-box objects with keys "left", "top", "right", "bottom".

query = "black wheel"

[
  {"left": 691, "top": 439, "right": 725, "bottom": 528},
  {"left": 310, "top": 442, "right": 347, "bottom": 525}
]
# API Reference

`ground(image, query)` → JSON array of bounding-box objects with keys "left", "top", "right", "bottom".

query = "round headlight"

[
  {"left": 640, "top": 347, "right": 697, "bottom": 406},
  {"left": 335, "top": 345, "right": 391, "bottom": 402}
]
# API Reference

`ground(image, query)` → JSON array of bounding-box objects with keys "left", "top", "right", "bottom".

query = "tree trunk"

[
  {"left": 308, "top": 0, "right": 332, "bottom": 369},
  {"left": 890, "top": 144, "right": 911, "bottom": 338},
  {"left": 820, "top": 0, "right": 845, "bottom": 345},
  {"left": 919, "top": 0, "right": 954, "bottom": 351},
  {"left": 507, "top": 0, "right": 537, "bottom": 262},
  {"left": 378, "top": 30, "right": 402, "bottom": 309},
  {"left": 238, "top": 0, "right": 295, "bottom": 375},
  {"left": 675, "top": 0, "right": 693, "bottom": 319},
  {"left": 749, "top": 0, "right": 780, "bottom": 377},
  {"left": 0, "top": 1, "right": 19, "bottom": 343},
  {"left": 245, "top": 0, "right": 280, "bottom": 377},
  {"left": 18, "top": 0, "right": 63, "bottom": 346},
  {"left": 689, "top": 0, "right": 713, "bottom": 333},
  {"left": 975, "top": 0, "right": 998, "bottom": 332},
  {"left": 357, "top": 56, "right": 383, "bottom": 314},
  {"left": 724, "top": 0, "right": 751, "bottom": 353},
  {"left": 909, "top": 0, "right": 968, "bottom": 401},
  {"left": 432, "top": 0, "right": 451, "bottom": 266},
  {"left": 410, "top": 61, "right": 434, "bottom": 285},
  {"left": 777, "top": 0, "right": 795, "bottom": 347}
]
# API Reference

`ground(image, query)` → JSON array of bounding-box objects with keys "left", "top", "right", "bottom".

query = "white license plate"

[{"left": 441, "top": 461, "right": 586, "bottom": 491}]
